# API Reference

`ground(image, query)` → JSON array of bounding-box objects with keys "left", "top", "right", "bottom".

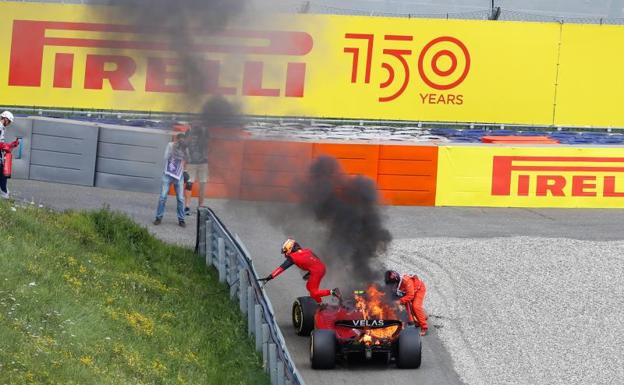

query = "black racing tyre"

[
  {"left": 397, "top": 327, "right": 422, "bottom": 369},
  {"left": 292, "top": 296, "right": 317, "bottom": 336},
  {"left": 310, "top": 329, "right": 336, "bottom": 369}
]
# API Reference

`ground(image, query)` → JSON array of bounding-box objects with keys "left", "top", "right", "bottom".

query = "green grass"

[{"left": 0, "top": 201, "right": 269, "bottom": 385}]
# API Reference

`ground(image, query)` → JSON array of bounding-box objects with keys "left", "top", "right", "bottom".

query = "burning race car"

[{"left": 292, "top": 284, "right": 422, "bottom": 369}]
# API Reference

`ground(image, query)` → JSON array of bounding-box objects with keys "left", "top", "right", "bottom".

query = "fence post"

[
  {"left": 204, "top": 219, "right": 212, "bottom": 266},
  {"left": 196, "top": 210, "right": 206, "bottom": 256},
  {"left": 254, "top": 304, "right": 263, "bottom": 351},
  {"left": 217, "top": 237, "right": 226, "bottom": 283},
  {"left": 247, "top": 287, "right": 255, "bottom": 336},
  {"left": 269, "top": 343, "right": 277, "bottom": 384},
  {"left": 262, "top": 324, "right": 270, "bottom": 371},
  {"left": 228, "top": 248, "right": 237, "bottom": 287},
  {"left": 239, "top": 269, "right": 248, "bottom": 314},
  {"left": 229, "top": 279, "right": 238, "bottom": 300},
  {"left": 277, "top": 360, "right": 285, "bottom": 385}
]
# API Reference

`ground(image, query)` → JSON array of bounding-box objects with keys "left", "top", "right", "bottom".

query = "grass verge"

[{"left": 0, "top": 201, "right": 269, "bottom": 385}]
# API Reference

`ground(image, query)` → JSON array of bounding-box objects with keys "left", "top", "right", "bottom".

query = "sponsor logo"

[
  {"left": 352, "top": 319, "right": 384, "bottom": 327},
  {"left": 491, "top": 156, "right": 624, "bottom": 198},
  {"left": 335, "top": 319, "right": 401, "bottom": 328},
  {"left": 8, "top": 20, "right": 313, "bottom": 97},
  {"left": 344, "top": 34, "right": 470, "bottom": 104}
]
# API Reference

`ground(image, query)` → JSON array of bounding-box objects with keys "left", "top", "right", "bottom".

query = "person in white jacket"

[{"left": 0, "top": 111, "right": 16, "bottom": 199}]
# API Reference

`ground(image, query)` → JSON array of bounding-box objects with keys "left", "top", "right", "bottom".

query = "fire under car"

[{"left": 292, "top": 284, "right": 422, "bottom": 369}]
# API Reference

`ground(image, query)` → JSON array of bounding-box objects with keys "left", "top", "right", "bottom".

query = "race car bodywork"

[{"left": 292, "top": 289, "right": 422, "bottom": 369}]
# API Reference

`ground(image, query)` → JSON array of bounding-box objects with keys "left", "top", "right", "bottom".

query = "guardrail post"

[
  {"left": 262, "top": 324, "right": 270, "bottom": 371},
  {"left": 277, "top": 360, "right": 285, "bottom": 385},
  {"left": 228, "top": 248, "right": 237, "bottom": 280},
  {"left": 197, "top": 211, "right": 206, "bottom": 256},
  {"left": 269, "top": 343, "right": 277, "bottom": 384},
  {"left": 229, "top": 279, "right": 238, "bottom": 300},
  {"left": 217, "top": 237, "right": 226, "bottom": 283},
  {"left": 247, "top": 287, "right": 255, "bottom": 336},
  {"left": 239, "top": 269, "right": 248, "bottom": 314},
  {"left": 204, "top": 219, "right": 213, "bottom": 266},
  {"left": 254, "top": 304, "right": 263, "bottom": 351}
]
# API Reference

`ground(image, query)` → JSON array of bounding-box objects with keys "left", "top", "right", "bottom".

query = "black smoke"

[
  {"left": 295, "top": 156, "right": 392, "bottom": 286},
  {"left": 108, "top": 0, "right": 248, "bottom": 89},
  {"left": 106, "top": 0, "right": 248, "bottom": 116}
]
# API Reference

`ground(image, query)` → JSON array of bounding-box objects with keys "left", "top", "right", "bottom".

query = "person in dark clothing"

[{"left": 184, "top": 124, "right": 209, "bottom": 215}]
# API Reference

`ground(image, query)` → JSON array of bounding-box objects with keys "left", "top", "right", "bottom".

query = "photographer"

[
  {"left": 153, "top": 132, "right": 189, "bottom": 227},
  {"left": 183, "top": 123, "right": 209, "bottom": 215},
  {"left": 0, "top": 111, "right": 17, "bottom": 199}
]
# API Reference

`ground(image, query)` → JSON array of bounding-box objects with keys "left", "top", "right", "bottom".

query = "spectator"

[
  {"left": 184, "top": 123, "right": 209, "bottom": 215},
  {"left": 0, "top": 111, "right": 16, "bottom": 199},
  {"left": 154, "top": 132, "right": 188, "bottom": 227}
]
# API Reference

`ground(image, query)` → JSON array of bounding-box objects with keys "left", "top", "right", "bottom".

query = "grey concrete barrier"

[{"left": 196, "top": 207, "right": 305, "bottom": 385}]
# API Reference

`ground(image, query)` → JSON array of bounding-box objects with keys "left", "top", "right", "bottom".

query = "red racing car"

[{"left": 292, "top": 284, "right": 422, "bottom": 369}]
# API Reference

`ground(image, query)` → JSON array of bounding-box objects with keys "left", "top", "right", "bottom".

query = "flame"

[{"left": 354, "top": 283, "right": 399, "bottom": 342}]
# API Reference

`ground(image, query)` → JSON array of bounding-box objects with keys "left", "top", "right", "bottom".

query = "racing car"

[{"left": 292, "top": 285, "right": 422, "bottom": 369}]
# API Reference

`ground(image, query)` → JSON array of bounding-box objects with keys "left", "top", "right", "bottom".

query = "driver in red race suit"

[
  {"left": 260, "top": 239, "right": 340, "bottom": 303},
  {"left": 385, "top": 270, "right": 428, "bottom": 336}
]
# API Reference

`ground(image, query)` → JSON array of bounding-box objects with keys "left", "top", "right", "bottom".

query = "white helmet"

[{"left": 0, "top": 111, "right": 14, "bottom": 123}]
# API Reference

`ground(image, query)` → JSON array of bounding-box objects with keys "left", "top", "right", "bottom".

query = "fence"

[
  {"left": 195, "top": 207, "right": 305, "bottom": 385},
  {"left": 267, "top": 1, "right": 624, "bottom": 24}
]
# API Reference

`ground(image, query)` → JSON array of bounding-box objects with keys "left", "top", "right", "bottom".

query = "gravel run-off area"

[{"left": 386, "top": 237, "right": 624, "bottom": 385}]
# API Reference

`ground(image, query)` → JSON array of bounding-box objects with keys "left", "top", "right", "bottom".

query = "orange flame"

[{"left": 354, "top": 283, "right": 399, "bottom": 341}]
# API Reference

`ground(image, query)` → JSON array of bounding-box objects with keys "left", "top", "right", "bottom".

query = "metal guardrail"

[{"left": 195, "top": 207, "right": 305, "bottom": 385}]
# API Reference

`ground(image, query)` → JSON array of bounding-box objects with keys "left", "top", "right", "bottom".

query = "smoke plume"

[
  {"left": 106, "top": 0, "right": 248, "bottom": 115},
  {"left": 295, "top": 156, "right": 392, "bottom": 287}
]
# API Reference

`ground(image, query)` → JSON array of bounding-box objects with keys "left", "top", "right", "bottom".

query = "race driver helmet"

[
  {"left": 281, "top": 238, "right": 301, "bottom": 255},
  {"left": 384, "top": 270, "right": 401, "bottom": 284}
]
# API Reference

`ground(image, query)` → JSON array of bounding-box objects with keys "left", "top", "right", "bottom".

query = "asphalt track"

[{"left": 10, "top": 180, "right": 624, "bottom": 385}]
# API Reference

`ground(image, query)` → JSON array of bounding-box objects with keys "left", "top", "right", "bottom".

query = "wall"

[
  {"left": 203, "top": 139, "right": 439, "bottom": 206},
  {"left": 9, "top": 117, "right": 623, "bottom": 208},
  {"left": 96, "top": 124, "right": 170, "bottom": 193},
  {"left": 9, "top": 117, "right": 169, "bottom": 193}
]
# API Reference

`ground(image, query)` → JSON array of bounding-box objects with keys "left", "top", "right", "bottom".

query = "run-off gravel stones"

[{"left": 386, "top": 237, "right": 624, "bottom": 385}]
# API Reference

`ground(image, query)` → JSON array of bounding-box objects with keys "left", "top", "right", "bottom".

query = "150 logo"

[{"left": 344, "top": 33, "right": 470, "bottom": 104}]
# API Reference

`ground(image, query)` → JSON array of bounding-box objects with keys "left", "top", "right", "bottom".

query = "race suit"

[
  {"left": 0, "top": 140, "right": 19, "bottom": 194},
  {"left": 268, "top": 248, "right": 331, "bottom": 303},
  {"left": 397, "top": 274, "right": 428, "bottom": 332}
]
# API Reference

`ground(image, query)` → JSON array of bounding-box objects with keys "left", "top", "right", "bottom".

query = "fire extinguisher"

[{"left": 2, "top": 151, "right": 12, "bottom": 178}]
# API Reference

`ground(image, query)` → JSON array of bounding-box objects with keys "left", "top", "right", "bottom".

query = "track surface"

[{"left": 10, "top": 180, "right": 624, "bottom": 385}]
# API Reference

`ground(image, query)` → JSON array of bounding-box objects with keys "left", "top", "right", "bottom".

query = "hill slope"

[{"left": 0, "top": 201, "right": 269, "bottom": 385}]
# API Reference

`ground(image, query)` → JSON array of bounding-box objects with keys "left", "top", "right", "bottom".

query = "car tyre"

[
  {"left": 397, "top": 327, "right": 422, "bottom": 369},
  {"left": 310, "top": 329, "right": 336, "bottom": 369},
  {"left": 292, "top": 296, "right": 317, "bottom": 336}
]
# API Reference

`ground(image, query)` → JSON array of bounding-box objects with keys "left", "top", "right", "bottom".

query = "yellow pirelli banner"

[
  {"left": 1, "top": 1, "right": 624, "bottom": 127},
  {"left": 0, "top": 1, "right": 560, "bottom": 123},
  {"left": 554, "top": 23, "right": 624, "bottom": 128},
  {"left": 436, "top": 146, "right": 624, "bottom": 208}
]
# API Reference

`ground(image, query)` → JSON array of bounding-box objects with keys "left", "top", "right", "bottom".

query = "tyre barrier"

[{"left": 196, "top": 207, "right": 305, "bottom": 385}]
